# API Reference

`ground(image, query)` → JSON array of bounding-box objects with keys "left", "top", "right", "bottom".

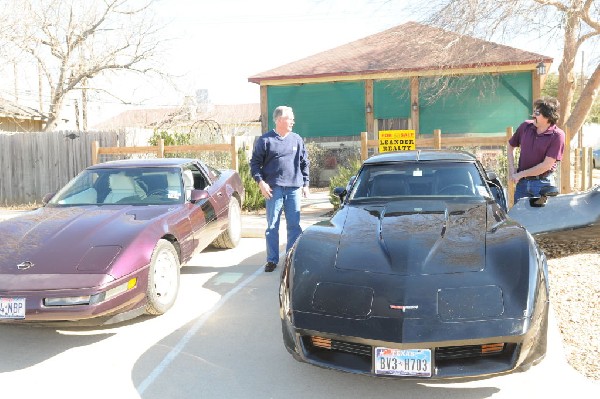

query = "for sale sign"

[{"left": 378, "top": 130, "right": 416, "bottom": 153}]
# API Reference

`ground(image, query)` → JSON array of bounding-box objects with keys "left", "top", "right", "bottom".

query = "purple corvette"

[{"left": 0, "top": 158, "right": 244, "bottom": 325}]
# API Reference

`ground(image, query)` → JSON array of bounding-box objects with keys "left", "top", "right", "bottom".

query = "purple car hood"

[
  {"left": 0, "top": 206, "right": 174, "bottom": 276},
  {"left": 335, "top": 200, "right": 488, "bottom": 275}
]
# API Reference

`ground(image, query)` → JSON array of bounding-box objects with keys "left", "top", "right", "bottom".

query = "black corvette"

[{"left": 280, "top": 150, "right": 554, "bottom": 379}]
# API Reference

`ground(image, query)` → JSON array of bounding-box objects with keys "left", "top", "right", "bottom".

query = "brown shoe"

[{"left": 264, "top": 262, "right": 277, "bottom": 272}]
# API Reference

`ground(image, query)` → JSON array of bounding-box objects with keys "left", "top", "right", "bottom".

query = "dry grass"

[{"left": 2, "top": 203, "right": 40, "bottom": 210}]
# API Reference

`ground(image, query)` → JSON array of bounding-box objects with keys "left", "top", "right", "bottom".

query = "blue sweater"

[{"left": 250, "top": 130, "right": 310, "bottom": 188}]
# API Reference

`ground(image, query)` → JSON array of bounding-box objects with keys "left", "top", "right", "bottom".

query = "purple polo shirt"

[{"left": 509, "top": 120, "right": 565, "bottom": 173}]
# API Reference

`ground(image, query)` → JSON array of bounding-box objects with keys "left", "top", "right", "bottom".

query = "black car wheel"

[{"left": 145, "top": 239, "right": 180, "bottom": 315}]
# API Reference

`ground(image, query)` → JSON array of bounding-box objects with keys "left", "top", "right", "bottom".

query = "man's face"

[
  {"left": 276, "top": 112, "right": 295, "bottom": 133},
  {"left": 532, "top": 109, "right": 549, "bottom": 126}
]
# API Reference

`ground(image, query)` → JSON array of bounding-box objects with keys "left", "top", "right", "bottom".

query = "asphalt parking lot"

[{"left": 0, "top": 191, "right": 598, "bottom": 398}]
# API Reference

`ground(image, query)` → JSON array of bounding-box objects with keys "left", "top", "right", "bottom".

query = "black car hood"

[{"left": 335, "top": 200, "right": 488, "bottom": 275}]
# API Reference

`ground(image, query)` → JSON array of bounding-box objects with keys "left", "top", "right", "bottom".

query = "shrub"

[
  {"left": 149, "top": 130, "right": 191, "bottom": 149},
  {"left": 305, "top": 142, "right": 327, "bottom": 187},
  {"left": 328, "top": 158, "right": 363, "bottom": 210},
  {"left": 237, "top": 147, "right": 265, "bottom": 211}
]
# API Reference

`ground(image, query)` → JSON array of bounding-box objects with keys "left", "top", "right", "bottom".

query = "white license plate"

[
  {"left": 374, "top": 347, "right": 432, "bottom": 377},
  {"left": 0, "top": 297, "right": 26, "bottom": 319}
]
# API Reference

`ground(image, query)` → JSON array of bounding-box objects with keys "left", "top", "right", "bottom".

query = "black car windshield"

[
  {"left": 48, "top": 167, "right": 185, "bottom": 206},
  {"left": 348, "top": 161, "right": 489, "bottom": 200}
]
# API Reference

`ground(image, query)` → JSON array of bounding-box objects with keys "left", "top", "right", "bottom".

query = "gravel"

[{"left": 546, "top": 246, "right": 600, "bottom": 381}]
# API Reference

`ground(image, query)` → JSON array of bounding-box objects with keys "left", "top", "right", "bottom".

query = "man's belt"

[{"left": 523, "top": 172, "right": 552, "bottom": 180}]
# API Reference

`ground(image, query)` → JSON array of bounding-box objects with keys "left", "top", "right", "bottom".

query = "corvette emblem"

[
  {"left": 17, "top": 261, "right": 34, "bottom": 270},
  {"left": 390, "top": 304, "right": 419, "bottom": 312}
]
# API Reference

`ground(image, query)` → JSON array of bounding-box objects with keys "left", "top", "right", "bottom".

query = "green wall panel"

[
  {"left": 267, "top": 82, "right": 365, "bottom": 137},
  {"left": 418, "top": 72, "right": 532, "bottom": 135},
  {"left": 373, "top": 79, "right": 411, "bottom": 119}
]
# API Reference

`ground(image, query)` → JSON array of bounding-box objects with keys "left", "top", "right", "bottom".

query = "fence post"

[
  {"left": 574, "top": 147, "right": 582, "bottom": 190},
  {"left": 561, "top": 127, "right": 571, "bottom": 193},
  {"left": 433, "top": 129, "right": 441, "bottom": 149},
  {"left": 231, "top": 136, "right": 238, "bottom": 171},
  {"left": 583, "top": 146, "right": 592, "bottom": 190},
  {"left": 506, "top": 127, "right": 514, "bottom": 208},
  {"left": 158, "top": 139, "right": 164, "bottom": 158},
  {"left": 91, "top": 140, "right": 99, "bottom": 165},
  {"left": 361, "top": 132, "right": 368, "bottom": 162}
]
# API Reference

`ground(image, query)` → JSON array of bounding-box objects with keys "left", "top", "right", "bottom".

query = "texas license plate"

[
  {"left": 374, "top": 347, "right": 432, "bottom": 377},
  {"left": 0, "top": 297, "right": 26, "bottom": 319}
]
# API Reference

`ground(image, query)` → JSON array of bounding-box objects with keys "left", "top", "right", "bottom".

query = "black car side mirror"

[
  {"left": 333, "top": 186, "right": 346, "bottom": 202},
  {"left": 529, "top": 186, "right": 559, "bottom": 207},
  {"left": 486, "top": 171, "right": 498, "bottom": 181}
]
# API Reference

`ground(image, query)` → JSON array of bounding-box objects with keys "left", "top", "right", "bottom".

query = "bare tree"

[
  {"left": 410, "top": 0, "right": 600, "bottom": 141},
  {"left": 0, "top": 0, "right": 169, "bottom": 131}
]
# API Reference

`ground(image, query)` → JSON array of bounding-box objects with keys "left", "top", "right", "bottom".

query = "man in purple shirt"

[
  {"left": 508, "top": 96, "right": 565, "bottom": 205},
  {"left": 250, "top": 106, "right": 310, "bottom": 272}
]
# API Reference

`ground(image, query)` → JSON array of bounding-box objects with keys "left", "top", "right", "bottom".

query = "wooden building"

[
  {"left": 248, "top": 21, "right": 552, "bottom": 141},
  {"left": 0, "top": 98, "right": 47, "bottom": 132}
]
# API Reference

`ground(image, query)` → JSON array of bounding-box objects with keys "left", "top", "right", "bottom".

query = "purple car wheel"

[
  {"left": 212, "top": 197, "right": 242, "bottom": 249},
  {"left": 146, "top": 239, "right": 180, "bottom": 315}
]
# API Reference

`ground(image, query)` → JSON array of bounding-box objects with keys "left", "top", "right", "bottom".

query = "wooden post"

[
  {"left": 561, "top": 128, "right": 571, "bottom": 193},
  {"left": 365, "top": 79, "right": 374, "bottom": 138},
  {"left": 158, "top": 139, "right": 164, "bottom": 158},
  {"left": 433, "top": 129, "right": 441, "bottom": 149},
  {"left": 361, "top": 132, "right": 368, "bottom": 162},
  {"left": 506, "top": 127, "right": 514, "bottom": 208},
  {"left": 231, "top": 136, "right": 238, "bottom": 171},
  {"left": 587, "top": 147, "right": 593, "bottom": 189},
  {"left": 574, "top": 147, "right": 582, "bottom": 191},
  {"left": 410, "top": 77, "right": 419, "bottom": 134},
  {"left": 583, "top": 146, "right": 591, "bottom": 190},
  {"left": 91, "top": 140, "right": 99, "bottom": 165},
  {"left": 260, "top": 86, "right": 268, "bottom": 133},
  {"left": 532, "top": 70, "right": 542, "bottom": 103}
]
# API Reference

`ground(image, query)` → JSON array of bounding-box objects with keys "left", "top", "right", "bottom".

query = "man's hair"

[
  {"left": 534, "top": 96, "right": 560, "bottom": 125},
  {"left": 273, "top": 106, "right": 293, "bottom": 123}
]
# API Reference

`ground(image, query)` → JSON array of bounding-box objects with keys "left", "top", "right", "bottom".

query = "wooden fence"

[
  {"left": 359, "top": 129, "right": 513, "bottom": 161},
  {"left": 0, "top": 130, "right": 123, "bottom": 205},
  {"left": 91, "top": 136, "right": 242, "bottom": 170}
]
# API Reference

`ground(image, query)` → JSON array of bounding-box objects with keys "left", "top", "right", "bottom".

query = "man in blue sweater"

[{"left": 250, "top": 106, "right": 310, "bottom": 272}]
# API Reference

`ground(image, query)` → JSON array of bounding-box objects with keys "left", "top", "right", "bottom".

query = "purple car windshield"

[{"left": 48, "top": 167, "right": 185, "bottom": 206}]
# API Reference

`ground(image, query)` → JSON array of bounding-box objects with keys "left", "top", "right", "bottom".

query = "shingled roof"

[
  {"left": 0, "top": 98, "right": 47, "bottom": 121},
  {"left": 249, "top": 21, "right": 552, "bottom": 83},
  {"left": 94, "top": 103, "right": 260, "bottom": 130}
]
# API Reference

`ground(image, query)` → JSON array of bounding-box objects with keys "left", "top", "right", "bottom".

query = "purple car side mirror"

[{"left": 190, "top": 189, "right": 209, "bottom": 203}]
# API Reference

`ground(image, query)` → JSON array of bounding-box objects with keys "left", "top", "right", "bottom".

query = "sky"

[
  {"left": 105, "top": 0, "right": 580, "bottom": 113},
  {"left": 2, "top": 0, "right": 586, "bottom": 127},
  {"left": 141, "top": 0, "right": 415, "bottom": 106}
]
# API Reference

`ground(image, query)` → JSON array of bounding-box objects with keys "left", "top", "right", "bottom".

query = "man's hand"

[
  {"left": 258, "top": 180, "right": 272, "bottom": 199},
  {"left": 510, "top": 171, "right": 522, "bottom": 183},
  {"left": 301, "top": 186, "right": 310, "bottom": 198}
]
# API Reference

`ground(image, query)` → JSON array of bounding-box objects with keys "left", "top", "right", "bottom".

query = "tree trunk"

[
  {"left": 557, "top": 10, "right": 579, "bottom": 140},
  {"left": 565, "top": 63, "right": 600, "bottom": 140}
]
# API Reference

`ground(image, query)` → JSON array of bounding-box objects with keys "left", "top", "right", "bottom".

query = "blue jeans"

[
  {"left": 514, "top": 175, "right": 555, "bottom": 204},
  {"left": 265, "top": 186, "right": 302, "bottom": 264}
]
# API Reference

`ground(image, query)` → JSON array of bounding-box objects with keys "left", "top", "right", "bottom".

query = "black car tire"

[
  {"left": 212, "top": 197, "right": 242, "bottom": 249},
  {"left": 145, "top": 239, "right": 180, "bottom": 315}
]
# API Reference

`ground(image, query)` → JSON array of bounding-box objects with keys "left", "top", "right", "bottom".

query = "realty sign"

[{"left": 379, "top": 130, "right": 416, "bottom": 153}]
